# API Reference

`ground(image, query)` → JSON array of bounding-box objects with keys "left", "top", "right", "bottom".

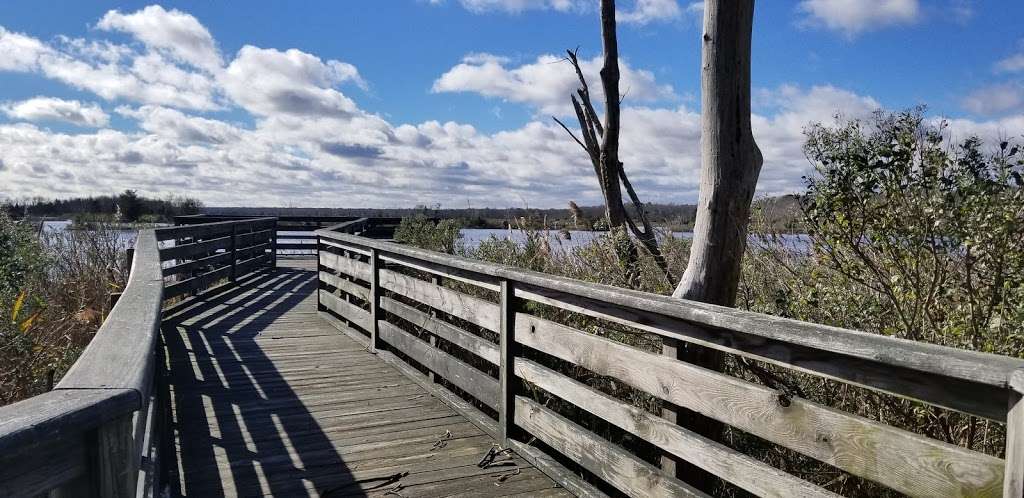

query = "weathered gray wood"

[
  {"left": 59, "top": 231, "right": 163, "bottom": 401},
  {"left": 375, "top": 350, "right": 500, "bottom": 441},
  {"left": 1006, "top": 368, "right": 1024, "bottom": 497},
  {"left": 516, "top": 313, "right": 1004, "bottom": 497},
  {"left": 0, "top": 433, "right": 87, "bottom": 497},
  {"left": 155, "top": 217, "right": 275, "bottom": 241},
  {"left": 378, "top": 320, "right": 499, "bottom": 409},
  {"left": 319, "top": 237, "right": 371, "bottom": 256},
  {"left": 380, "top": 296, "right": 499, "bottom": 365},
  {"left": 506, "top": 439, "right": 609, "bottom": 498},
  {"left": 316, "top": 231, "right": 1024, "bottom": 400},
  {"left": 517, "top": 283, "right": 1009, "bottom": 420},
  {"left": 499, "top": 279, "right": 518, "bottom": 445},
  {"left": 319, "top": 270, "right": 371, "bottom": 303},
  {"left": 0, "top": 390, "right": 137, "bottom": 456},
  {"left": 158, "top": 230, "right": 271, "bottom": 261},
  {"left": 369, "top": 248, "right": 382, "bottom": 352},
  {"left": 516, "top": 358, "right": 837, "bottom": 498},
  {"left": 319, "top": 250, "right": 372, "bottom": 281},
  {"left": 319, "top": 310, "right": 371, "bottom": 347},
  {"left": 319, "top": 290, "right": 372, "bottom": 331},
  {"left": 93, "top": 415, "right": 136, "bottom": 498},
  {"left": 381, "top": 251, "right": 501, "bottom": 292},
  {"left": 515, "top": 396, "right": 708, "bottom": 498},
  {"left": 160, "top": 251, "right": 231, "bottom": 278},
  {"left": 378, "top": 269, "right": 500, "bottom": 332}
]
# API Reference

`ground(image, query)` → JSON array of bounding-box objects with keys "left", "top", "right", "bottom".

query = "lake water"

[
  {"left": 458, "top": 228, "right": 811, "bottom": 254},
  {"left": 38, "top": 222, "right": 811, "bottom": 254}
]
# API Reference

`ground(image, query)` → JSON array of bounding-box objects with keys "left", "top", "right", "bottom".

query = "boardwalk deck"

[{"left": 163, "top": 259, "right": 570, "bottom": 497}]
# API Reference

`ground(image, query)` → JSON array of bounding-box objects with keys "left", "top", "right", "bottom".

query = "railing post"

[
  {"left": 270, "top": 219, "right": 278, "bottom": 269},
  {"left": 316, "top": 235, "right": 322, "bottom": 312},
  {"left": 1005, "top": 368, "right": 1024, "bottom": 497},
  {"left": 229, "top": 224, "right": 237, "bottom": 284},
  {"left": 428, "top": 275, "right": 442, "bottom": 383},
  {"left": 369, "top": 248, "right": 382, "bottom": 353},
  {"left": 90, "top": 415, "right": 136, "bottom": 498},
  {"left": 499, "top": 279, "right": 519, "bottom": 445}
]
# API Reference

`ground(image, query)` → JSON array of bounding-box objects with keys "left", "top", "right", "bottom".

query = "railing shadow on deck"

[{"left": 163, "top": 264, "right": 377, "bottom": 497}]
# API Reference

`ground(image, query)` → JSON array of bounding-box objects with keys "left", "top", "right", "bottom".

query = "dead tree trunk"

[
  {"left": 662, "top": 0, "right": 762, "bottom": 489},
  {"left": 554, "top": 0, "right": 674, "bottom": 287}
]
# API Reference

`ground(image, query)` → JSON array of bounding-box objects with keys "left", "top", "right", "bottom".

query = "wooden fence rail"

[
  {"left": 0, "top": 217, "right": 281, "bottom": 498},
  {"left": 315, "top": 227, "right": 1024, "bottom": 498}
]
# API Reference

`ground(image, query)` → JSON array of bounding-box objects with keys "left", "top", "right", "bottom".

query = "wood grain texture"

[
  {"left": 319, "top": 290, "right": 372, "bottom": 331},
  {"left": 319, "top": 270, "right": 371, "bottom": 302},
  {"left": 516, "top": 313, "right": 1004, "bottom": 497},
  {"left": 317, "top": 231, "right": 1023, "bottom": 398},
  {"left": 379, "top": 268, "right": 500, "bottom": 332},
  {"left": 378, "top": 320, "right": 499, "bottom": 409},
  {"left": 164, "top": 259, "right": 564, "bottom": 497},
  {"left": 59, "top": 230, "right": 163, "bottom": 400},
  {"left": 319, "top": 250, "right": 372, "bottom": 281},
  {"left": 155, "top": 217, "right": 275, "bottom": 241},
  {"left": 516, "top": 358, "right": 837, "bottom": 498},
  {"left": 381, "top": 296, "right": 500, "bottom": 365},
  {"left": 1006, "top": 368, "right": 1024, "bottom": 498},
  {"left": 515, "top": 396, "right": 708, "bottom": 498}
]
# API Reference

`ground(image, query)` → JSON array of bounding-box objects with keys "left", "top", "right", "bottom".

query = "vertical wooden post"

[
  {"left": 369, "top": 248, "right": 382, "bottom": 353},
  {"left": 316, "top": 235, "right": 322, "bottom": 312},
  {"left": 125, "top": 248, "right": 135, "bottom": 277},
  {"left": 1006, "top": 369, "right": 1024, "bottom": 497},
  {"left": 229, "top": 224, "right": 237, "bottom": 284},
  {"left": 91, "top": 415, "right": 136, "bottom": 498},
  {"left": 427, "top": 275, "right": 442, "bottom": 383},
  {"left": 499, "top": 279, "right": 518, "bottom": 445},
  {"left": 270, "top": 219, "right": 278, "bottom": 269}
]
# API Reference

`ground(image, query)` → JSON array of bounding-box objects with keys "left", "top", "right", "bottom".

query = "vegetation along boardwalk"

[{"left": 1, "top": 215, "right": 1023, "bottom": 497}]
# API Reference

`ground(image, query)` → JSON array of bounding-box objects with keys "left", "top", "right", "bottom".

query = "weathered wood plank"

[
  {"left": 0, "top": 432, "right": 87, "bottom": 497},
  {"left": 59, "top": 231, "right": 163, "bottom": 400},
  {"left": 516, "top": 358, "right": 837, "bottom": 498},
  {"left": 319, "top": 290, "right": 372, "bottom": 331},
  {"left": 499, "top": 279, "right": 518, "bottom": 445},
  {"left": 380, "top": 296, "right": 499, "bottom": 365},
  {"left": 515, "top": 396, "right": 708, "bottom": 498},
  {"left": 380, "top": 251, "right": 501, "bottom": 292},
  {"left": 517, "top": 284, "right": 1009, "bottom": 421},
  {"left": 515, "top": 313, "right": 1005, "bottom": 498},
  {"left": 319, "top": 250, "right": 372, "bottom": 281},
  {"left": 94, "top": 415, "right": 136, "bottom": 498},
  {"left": 316, "top": 232, "right": 1024, "bottom": 400},
  {"left": 319, "top": 270, "right": 371, "bottom": 303},
  {"left": 1006, "top": 368, "right": 1024, "bottom": 497},
  {"left": 378, "top": 268, "right": 499, "bottom": 332},
  {"left": 378, "top": 320, "right": 499, "bottom": 409},
  {"left": 155, "top": 217, "right": 275, "bottom": 241},
  {"left": 507, "top": 439, "right": 609, "bottom": 498}
]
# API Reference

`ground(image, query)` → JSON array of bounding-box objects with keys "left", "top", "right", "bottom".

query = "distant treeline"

[
  {"left": 3, "top": 190, "right": 203, "bottom": 223},
  {"left": 205, "top": 195, "right": 802, "bottom": 231}
]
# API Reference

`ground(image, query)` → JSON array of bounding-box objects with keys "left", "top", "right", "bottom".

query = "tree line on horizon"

[{"left": 2, "top": 190, "right": 203, "bottom": 223}]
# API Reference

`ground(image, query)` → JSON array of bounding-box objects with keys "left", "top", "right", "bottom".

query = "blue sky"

[{"left": 1, "top": 1, "right": 1022, "bottom": 207}]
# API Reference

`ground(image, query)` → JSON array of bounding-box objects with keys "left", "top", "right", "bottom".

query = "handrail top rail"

[
  {"left": 155, "top": 216, "right": 277, "bottom": 241},
  {"left": 316, "top": 229, "right": 1024, "bottom": 392}
]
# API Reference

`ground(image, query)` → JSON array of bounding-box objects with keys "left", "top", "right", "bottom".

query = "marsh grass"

[{"left": 0, "top": 214, "right": 131, "bottom": 405}]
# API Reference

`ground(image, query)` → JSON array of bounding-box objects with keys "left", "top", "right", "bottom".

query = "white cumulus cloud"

[
  {"left": 2, "top": 97, "right": 110, "bottom": 127},
  {"left": 432, "top": 52, "right": 678, "bottom": 115},
  {"left": 798, "top": 0, "right": 920, "bottom": 37},
  {"left": 97, "top": 5, "right": 223, "bottom": 72}
]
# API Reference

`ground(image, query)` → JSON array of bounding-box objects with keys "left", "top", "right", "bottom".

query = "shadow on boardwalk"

[{"left": 160, "top": 261, "right": 569, "bottom": 497}]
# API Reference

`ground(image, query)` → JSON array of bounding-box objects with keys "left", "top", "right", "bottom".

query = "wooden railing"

[
  {"left": 315, "top": 227, "right": 1024, "bottom": 498},
  {"left": 0, "top": 218, "right": 278, "bottom": 497},
  {"left": 173, "top": 214, "right": 402, "bottom": 255}
]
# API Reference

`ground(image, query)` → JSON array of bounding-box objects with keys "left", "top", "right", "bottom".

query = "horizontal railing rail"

[
  {"left": 174, "top": 215, "right": 403, "bottom": 256},
  {"left": 0, "top": 217, "right": 280, "bottom": 498},
  {"left": 315, "top": 228, "right": 1024, "bottom": 498}
]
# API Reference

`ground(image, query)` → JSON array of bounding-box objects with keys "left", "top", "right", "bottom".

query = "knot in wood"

[{"left": 776, "top": 391, "right": 791, "bottom": 408}]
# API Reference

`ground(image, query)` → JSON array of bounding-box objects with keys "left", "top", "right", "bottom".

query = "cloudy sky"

[{"left": 1, "top": 0, "right": 1022, "bottom": 208}]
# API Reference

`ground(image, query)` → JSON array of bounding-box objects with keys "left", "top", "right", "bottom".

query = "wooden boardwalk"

[{"left": 162, "top": 259, "right": 570, "bottom": 497}]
